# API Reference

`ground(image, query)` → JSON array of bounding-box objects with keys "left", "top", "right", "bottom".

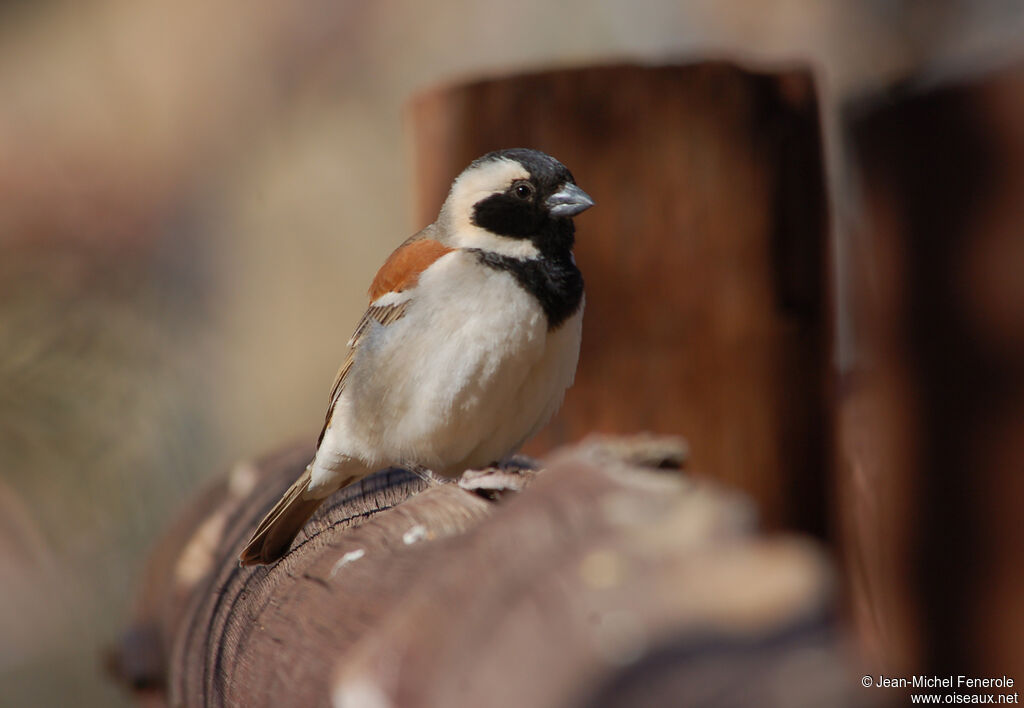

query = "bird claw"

[{"left": 457, "top": 461, "right": 539, "bottom": 499}]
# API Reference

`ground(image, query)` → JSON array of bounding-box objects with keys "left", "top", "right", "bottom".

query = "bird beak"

[{"left": 546, "top": 183, "right": 595, "bottom": 217}]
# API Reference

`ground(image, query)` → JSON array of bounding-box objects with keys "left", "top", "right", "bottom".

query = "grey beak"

[{"left": 546, "top": 183, "right": 595, "bottom": 217}]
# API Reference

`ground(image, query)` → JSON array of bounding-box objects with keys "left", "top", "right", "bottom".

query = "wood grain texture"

[
  {"left": 168, "top": 470, "right": 447, "bottom": 706},
  {"left": 110, "top": 442, "right": 314, "bottom": 694},
  {"left": 409, "top": 63, "right": 830, "bottom": 537}
]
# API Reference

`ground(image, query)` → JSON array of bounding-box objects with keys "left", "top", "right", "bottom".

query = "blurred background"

[{"left": 1, "top": 1, "right": 1023, "bottom": 706}]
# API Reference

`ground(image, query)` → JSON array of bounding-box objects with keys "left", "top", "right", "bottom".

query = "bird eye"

[{"left": 512, "top": 181, "right": 534, "bottom": 200}]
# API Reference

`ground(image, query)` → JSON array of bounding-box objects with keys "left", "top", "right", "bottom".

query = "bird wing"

[{"left": 315, "top": 234, "right": 454, "bottom": 447}]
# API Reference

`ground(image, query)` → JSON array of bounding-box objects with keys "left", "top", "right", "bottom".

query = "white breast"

[{"left": 316, "top": 250, "right": 582, "bottom": 480}]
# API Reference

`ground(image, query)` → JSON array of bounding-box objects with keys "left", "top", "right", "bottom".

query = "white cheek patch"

[{"left": 444, "top": 158, "right": 540, "bottom": 260}]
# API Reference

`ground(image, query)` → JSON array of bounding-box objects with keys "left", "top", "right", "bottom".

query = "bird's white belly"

[{"left": 321, "top": 251, "right": 581, "bottom": 478}]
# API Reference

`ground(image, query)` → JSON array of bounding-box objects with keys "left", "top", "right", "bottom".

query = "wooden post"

[
  {"left": 409, "top": 63, "right": 830, "bottom": 537},
  {"left": 843, "top": 61, "right": 1024, "bottom": 679},
  {"left": 112, "top": 436, "right": 856, "bottom": 708}
]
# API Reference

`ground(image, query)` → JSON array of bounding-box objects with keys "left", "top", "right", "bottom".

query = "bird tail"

[{"left": 238, "top": 466, "right": 325, "bottom": 566}]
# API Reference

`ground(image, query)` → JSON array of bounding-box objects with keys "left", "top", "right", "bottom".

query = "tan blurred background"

[{"left": 1, "top": 1, "right": 1022, "bottom": 706}]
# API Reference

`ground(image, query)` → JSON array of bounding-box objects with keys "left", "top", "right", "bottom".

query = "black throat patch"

[{"left": 471, "top": 250, "right": 584, "bottom": 330}]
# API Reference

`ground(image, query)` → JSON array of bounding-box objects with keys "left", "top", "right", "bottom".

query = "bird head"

[{"left": 439, "top": 148, "right": 594, "bottom": 259}]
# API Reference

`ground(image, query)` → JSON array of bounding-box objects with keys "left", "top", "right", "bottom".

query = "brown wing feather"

[{"left": 368, "top": 237, "right": 453, "bottom": 301}]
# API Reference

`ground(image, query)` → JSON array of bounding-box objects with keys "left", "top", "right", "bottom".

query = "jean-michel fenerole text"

[{"left": 874, "top": 675, "right": 1015, "bottom": 689}]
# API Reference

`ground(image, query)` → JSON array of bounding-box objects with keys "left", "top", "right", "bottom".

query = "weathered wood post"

[
  {"left": 410, "top": 63, "right": 830, "bottom": 536},
  {"left": 113, "top": 436, "right": 855, "bottom": 708},
  {"left": 842, "top": 60, "right": 1024, "bottom": 680}
]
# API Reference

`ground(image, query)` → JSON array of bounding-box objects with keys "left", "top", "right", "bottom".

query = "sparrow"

[{"left": 239, "top": 148, "right": 593, "bottom": 566}]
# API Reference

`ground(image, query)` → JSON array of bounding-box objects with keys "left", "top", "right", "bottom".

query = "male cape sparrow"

[{"left": 239, "top": 148, "right": 593, "bottom": 565}]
